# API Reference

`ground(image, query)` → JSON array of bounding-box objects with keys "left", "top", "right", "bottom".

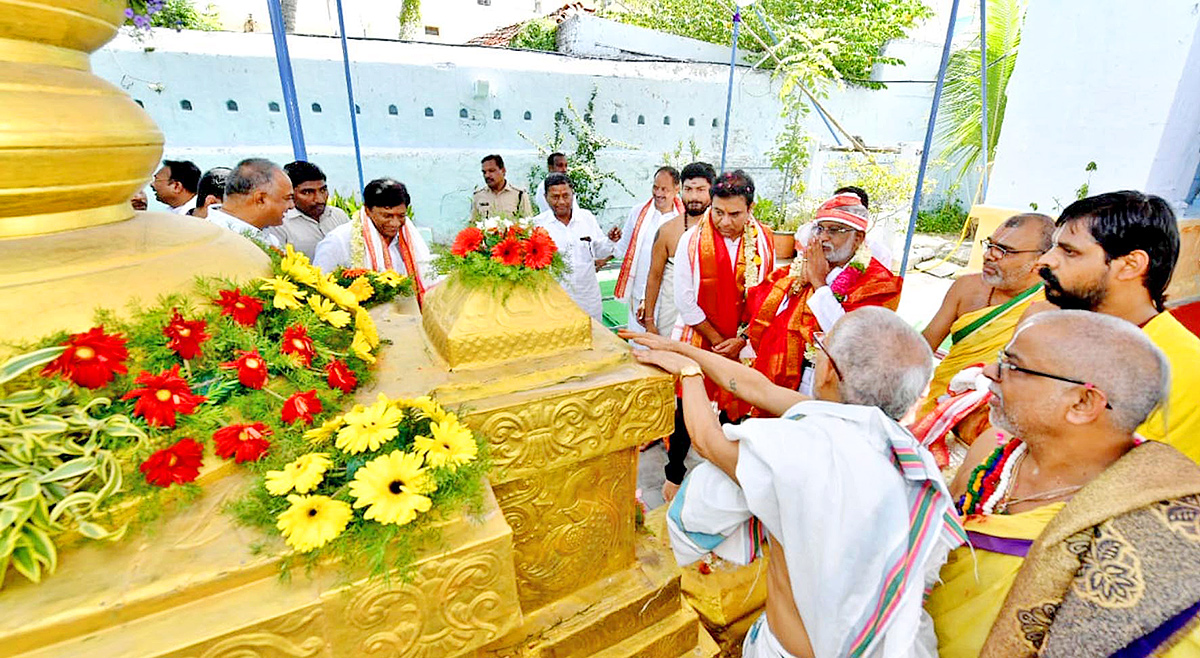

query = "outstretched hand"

[
  {"left": 618, "top": 329, "right": 678, "bottom": 353},
  {"left": 631, "top": 348, "right": 699, "bottom": 377}
]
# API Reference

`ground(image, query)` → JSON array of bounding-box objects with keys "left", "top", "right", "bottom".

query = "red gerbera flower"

[
  {"left": 220, "top": 350, "right": 269, "bottom": 389},
  {"left": 42, "top": 326, "right": 129, "bottom": 389},
  {"left": 451, "top": 226, "right": 485, "bottom": 256},
  {"left": 212, "top": 423, "right": 272, "bottom": 463},
  {"left": 280, "top": 324, "right": 316, "bottom": 367},
  {"left": 214, "top": 288, "right": 264, "bottom": 327},
  {"left": 325, "top": 359, "right": 358, "bottom": 393},
  {"left": 340, "top": 268, "right": 369, "bottom": 279},
  {"left": 491, "top": 237, "right": 524, "bottom": 266},
  {"left": 121, "top": 365, "right": 207, "bottom": 428},
  {"left": 281, "top": 389, "right": 322, "bottom": 425},
  {"left": 140, "top": 438, "right": 204, "bottom": 487},
  {"left": 523, "top": 229, "right": 557, "bottom": 269},
  {"left": 163, "top": 309, "right": 210, "bottom": 360}
]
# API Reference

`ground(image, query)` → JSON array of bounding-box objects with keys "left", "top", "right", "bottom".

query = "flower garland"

[
  {"left": 0, "top": 244, "right": 456, "bottom": 586},
  {"left": 333, "top": 268, "right": 414, "bottom": 307},
  {"left": 433, "top": 216, "right": 568, "bottom": 289},
  {"left": 957, "top": 437, "right": 1026, "bottom": 516},
  {"left": 743, "top": 221, "right": 765, "bottom": 288},
  {"left": 231, "top": 393, "right": 489, "bottom": 566}
]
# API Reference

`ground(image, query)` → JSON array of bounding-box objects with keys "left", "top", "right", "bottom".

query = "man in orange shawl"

[
  {"left": 735, "top": 193, "right": 903, "bottom": 419},
  {"left": 662, "top": 169, "right": 774, "bottom": 500}
]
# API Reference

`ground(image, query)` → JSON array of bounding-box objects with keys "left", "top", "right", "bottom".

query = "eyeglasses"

[
  {"left": 812, "top": 331, "right": 844, "bottom": 381},
  {"left": 813, "top": 223, "right": 857, "bottom": 237},
  {"left": 995, "top": 351, "right": 1112, "bottom": 409},
  {"left": 981, "top": 238, "right": 1044, "bottom": 258}
]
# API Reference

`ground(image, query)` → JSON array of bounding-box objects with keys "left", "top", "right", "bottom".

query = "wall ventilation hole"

[
  {"left": 312, "top": 103, "right": 322, "bottom": 113},
  {"left": 493, "top": 109, "right": 502, "bottom": 120},
  {"left": 688, "top": 117, "right": 695, "bottom": 127},
  {"left": 523, "top": 110, "right": 532, "bottom": 120},
  {"left": 663, "top": 116, "right": 670, "bottom": 125},
  {"left": 610, "top": 114, "right": 619, "bottom": 124},
  {"left": 424, "top": 107, "right": 434, "bottom": 117},
  {"left": 355, "top": 104, "right": 361, "bottom": 115},
  {"left": 459, "top": 108, "right": 469, "bottom": 118},
  {"left": 180, "top": 99, "right": 192, "bottom": 111},
  {"left": 226, "top": 100, "right": 238, "bottom": 111},
  {"left": 389, "top": 104, "right": 399, "bottom": 116},
  {"left": 268, "top": 102, "right": 280, "bottom": 112},
  {"left": 712, "top": 118, "right": 719, "bottom": 128},
  {"left": 637, "top": 114, "right": 645, "bottom": 125}
]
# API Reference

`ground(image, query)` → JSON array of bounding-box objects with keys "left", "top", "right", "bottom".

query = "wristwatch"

[{"left": 678, "top": 365, "right": 703, "bottom": 380}]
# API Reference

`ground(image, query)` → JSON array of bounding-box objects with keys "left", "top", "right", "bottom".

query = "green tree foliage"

[
  {"left": 510, "top": 18, "right": 558, "bottom": 51},
  {"left": 605, "top": 0, "right": 932, "bottom": 86},
  {"left": 399, "top": 0, "right": 421, "bottom": 39},
  {"left": 150, "top": 0, "right": 221, "bottom": 30},
  {"left": 935, "top": 0, "right": 1024, "bottom": 192}
]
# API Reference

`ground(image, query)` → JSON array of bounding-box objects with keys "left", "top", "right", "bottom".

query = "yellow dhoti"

[{"left": 918, "top": 284, "right": 1044, "bottom": 417}]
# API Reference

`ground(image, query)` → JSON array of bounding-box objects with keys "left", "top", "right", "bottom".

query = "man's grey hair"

[
  {"left": 1000, "top": 212, "right": 1055, "bottom": 251},
  {"left": 825, "top": 307, "right": 933, "bottom": 420},
  {"left": 1019, "top": 310, "right": 1169, "bottom": 433},
  {"left": 224, "top": 158, "right": 281, "bottom": 197}
]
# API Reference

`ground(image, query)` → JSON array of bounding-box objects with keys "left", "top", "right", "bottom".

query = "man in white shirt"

[
  {"left": 189, "top": 166, "right": 231, "bottom": 219},
  {"left": 264, "top": 161, "right": 351, "bottom": 258},
  {"left": 151, "top": 159, "right": 201, "bottom": 215},
  {"left": 313, "top": 177, "right": 438, "bottom": 307},
  {"left": 534, "top": 151, "right": 570, "bottom": 214},
  {"left": 611, "top": 166, "right": 682, "bottom": 331},
  {"left": 534, "top": 173, "right": 616, "bottom": 322},
  {"left": 205, "top": 158, "right": 293, "bottom": 248}
]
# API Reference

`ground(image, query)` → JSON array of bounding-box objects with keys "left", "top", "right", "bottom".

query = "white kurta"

[
  {"left": 534, "top": 208, "right": 615, "bottom": 322},
  {"left": 205, "top": 207, "right": 281, "bottom": 248},
  {"left": 614, "top": 199, "right": 679, "bottom": 330},
  {"left": 172, "top": 195, "right": 197, "bottom": 215},
  {"left": 671, "top": 224, "right": 741, "bottom": 331},
  {"left": 311, "top": 221, "right": 439, "bottom": 286},
  {"left": 667, "top": 401, "right": 963, "bottom": 658}
]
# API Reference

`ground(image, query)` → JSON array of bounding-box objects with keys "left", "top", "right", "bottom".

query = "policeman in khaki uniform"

[{"left": 472, "top": 154, "right": 533, "bottom": 219}]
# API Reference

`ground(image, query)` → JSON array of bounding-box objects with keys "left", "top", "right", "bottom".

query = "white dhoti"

[
  {"left": 654, "top": 258, "right": 678, "bottom": 336},
  {"left": 743, "top": 615, "right": 799, "bottom": 658}
]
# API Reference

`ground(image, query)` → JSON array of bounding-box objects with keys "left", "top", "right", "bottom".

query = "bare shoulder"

[
  {"left": 1019, "top": 300, "right": 1056, "bottom": 324},
  {"left": 655, "top": 217, "right": 686, "bottom": 245}
]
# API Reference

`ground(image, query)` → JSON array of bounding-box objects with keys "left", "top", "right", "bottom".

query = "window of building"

[
  {"left": 389, "top": 104, "right": 399, "bottom": 116},
  {"left": 459, "top": 108, "right": 469, "bottom": 118},
  {"left": 478, "top": 0, "right": 491, "bottom": 5},
  {"left": 688, "top": 117, "right": 695, "bottom": 127},
  {"left": 524, "top": 111, "right": 532, "bottom": 120},
  {"left": 611, "top": 114, "right": 619, "bottom": 123},
  {"left": 663, "top": 116, "right": 670, "bottom": 125},
  {"left": 268, "top": 102, "right": 280, "bottom": 112},
  {"left": 179, "top": 99, "right": 192, "bottom": 111},
  {"left": 425, "top": 26, "right": 439, "bottom": 36},
  {"left": 226, "top": 100, "right": 239, "bottom": 112},
  {"left": 312, "top": 103, "right": 322, "bottom": 113},
  {"left": 637, "top": 115, "right": 645, "bottom": 125}
]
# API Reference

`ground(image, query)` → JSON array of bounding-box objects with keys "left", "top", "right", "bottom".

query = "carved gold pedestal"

[
  {"left": 0, "top": 470, "right": 521, "bottom": 657},
  {"left": 369, "top": 281, "right": 719, "bottom": 657}
]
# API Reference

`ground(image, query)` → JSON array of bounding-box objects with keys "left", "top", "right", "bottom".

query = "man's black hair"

[
  {"left": 163, "top": 159, "right": 201, "bottom": 194},
  {"left": 681, "top": 161, "right": 716, "bottom": 187},
  {"left": 283, "top": 160, "right": 326, "bottom": 188},
  {"left": 363, "top": 178, "right": 412, "bottom": 209},
  {"left": 712, "top": 169, "right": 755, "bottom": 206}
]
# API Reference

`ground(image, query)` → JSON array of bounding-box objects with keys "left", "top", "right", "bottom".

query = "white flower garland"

[{"left": 743, "top": 221, "right": 764, "bottom": 288}]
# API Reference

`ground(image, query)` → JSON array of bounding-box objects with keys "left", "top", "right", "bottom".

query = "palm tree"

[{"left": 934, "top": 0, "right": 1025, "bottom": 198}]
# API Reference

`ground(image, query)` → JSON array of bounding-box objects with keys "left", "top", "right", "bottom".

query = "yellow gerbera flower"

[
  {"left": 348, "top": 450, "right": 433, "bottom": 526},
  {"left": 414, "top": 419, "right": 478, "bottom": 470},
  {"left": 265, "top": 452, "right": 332, "bottom": 495},
  {"left": 336, "top": 395, "right": 403, "bottom": 454},
  {"left": 355, "top": 307, "right": 379, "bottom": 347},
  {"left": 280, "top": 245, "right": 321, "bottom": 285},
  {"left": 308, "top": 295, "right": 352, "bottom": 328},
  {"left": 316, "top": 275, "right": 359, "bottom": 310},
  {"left": 259, "top": 276, "right": 306, "bottom": 310},
  {"left": 276, "top": 494, "right": 351, "bottom": 552},
  {"left": 347, "top": 277, "right": 375, "bottom": 302},
  {"left": 351, "top": 330, "right": 376, "bottom": 364},
  {"left": 304, "top": 417, "right": 344, "bottom": 445},
  {"left": 398, "top": 395, "right": 444, "bottom": 421},
  {"left": 378, "top": 271, "right": 408, "bottom": 287}
]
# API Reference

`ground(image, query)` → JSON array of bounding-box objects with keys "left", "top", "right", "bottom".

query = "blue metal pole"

[
  {"left": 979, "top": 0, "right": 990, "bottom": 201},
  {"left": 335, "top": 0, "right": 366, "bottom": 193},
  {"left": 899, "top": 0, "right": 962, "bottom": 275},
  {"left": 719, "top": 9, "right": 741, "bottom": 174},
  {"left": 266, "top": 0, "right": 306, "bottom": 161}
]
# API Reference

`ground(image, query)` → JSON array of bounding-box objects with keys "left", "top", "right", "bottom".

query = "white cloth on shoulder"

[
  {"left": 743, "top": 615, "right": 800, "bottom": 658},
  {"left": 666, "top": 400, "right": 964, "bottom": 658}
]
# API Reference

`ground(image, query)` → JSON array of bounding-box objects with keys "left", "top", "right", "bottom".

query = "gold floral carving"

[
  {"left": 180, "top": 607, "right": 329, "bottom": 658},
  {"left": 327, "top": 546, "right": 518, "bottom": 657},
  {"left": 466, "top": 379, "right": 674, "bottom": 482},
  {"left": 494, "top": 449, "right": 638, "bottom": 610}
]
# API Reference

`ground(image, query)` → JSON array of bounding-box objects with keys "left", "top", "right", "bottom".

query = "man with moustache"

[
  {"left": 1031, "top": 191, "right": 1200, "bottom": 463},
  {"left": 732, "top": 192, "right": 904, "bottom": 420},
  {"left": 642, "top": 162, "right": 715, "bottom": 336},
  {"left": 611, "top": 166, "right": 683, "bottom": 331},
  {"left": 927, "top": 310, "right": 1200, "bottom": 658},
  {"left": 915, "top": 213, "right": 1054, "bottom": 419}
]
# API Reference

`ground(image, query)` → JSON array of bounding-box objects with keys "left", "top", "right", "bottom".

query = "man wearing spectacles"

[
  {"left": 732, "top": 192, "right": 904, "bottom": 420},
  {"left": 621, "top": 307, "right": 964, "bottom": 658},
  {"left": 1028, "top": 191, "right": 1200, "bottom": 464},
  {"left": 913, "top": 213, "right": 1053, "bottom": 428},
  {"left": 926, "top": 309, "right": 1200, "bottom": 658}
]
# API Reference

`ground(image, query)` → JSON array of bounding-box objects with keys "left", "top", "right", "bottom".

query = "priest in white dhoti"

[
  {"left": 611, "top": 166, "right": 682, "bottom": 331},
  {"left": 205, "top": 158, "right": 291, "bottom": 248},
  {"left": 621, "top": 307, "right": 966, "bottom": 658},
  {"left": 534, "top": 173, "right": 616, "bottom": 322},
  {"left": 313, "top": 177, "right": 438, "bottom": 307}
]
